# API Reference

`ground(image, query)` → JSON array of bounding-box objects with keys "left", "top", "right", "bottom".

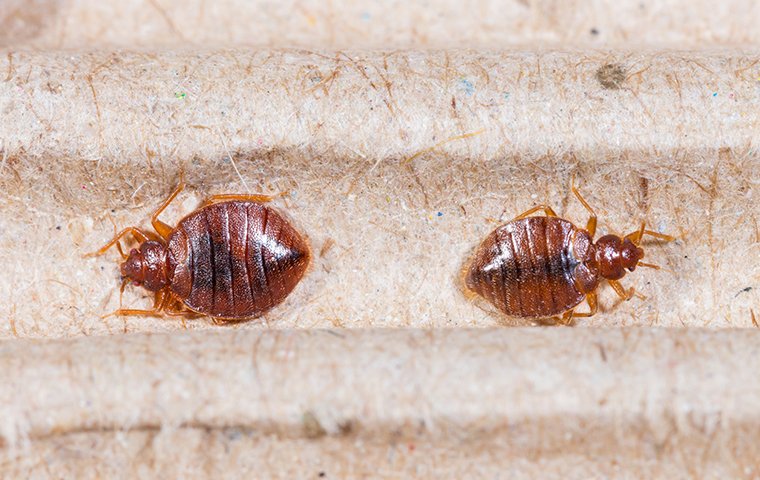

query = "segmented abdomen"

[
  {"left": 167, "top": 201, "right": 310, "bottom": 319},
  {"left": 466, "top": 216, "right": 584, "bottom": 317}
]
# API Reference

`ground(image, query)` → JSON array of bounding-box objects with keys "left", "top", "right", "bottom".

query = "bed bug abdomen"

[
  {"left": 465, "top": 216, "right": 588, "bottom": 318},
  {"left": 167, "top": 201, "right": 310, "bottom": 320}
]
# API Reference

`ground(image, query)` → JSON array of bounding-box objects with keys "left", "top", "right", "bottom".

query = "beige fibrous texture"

[
  {"left": 0, "top": 48, "right": 757, "bottom": 335},
  {"left": 3, "top": 329, "right": 760, "bottom": 478},
  {"left": 0, "top": 0, "right": 759, "bottom": 478},
  {"left": 2, "top": 0, "right": 760, "bottom": 48}
]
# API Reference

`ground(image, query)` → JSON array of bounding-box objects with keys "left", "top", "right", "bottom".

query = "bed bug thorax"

[
  {"left": 464, "top": 186, "right": 674, "bottom": 325},
  {"left": 87, "top": 183, "right": 310, "bottom": 323},
  {"left": 120, "top": 241, "right": 168, "bottom": 291}
]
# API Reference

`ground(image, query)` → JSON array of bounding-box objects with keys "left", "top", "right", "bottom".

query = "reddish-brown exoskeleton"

[
  {"left": 465, "top": 186, "right": 674, "bottom": 325},
  {"left": 88, "top": 183, "right": 310, "bottom": 323}
]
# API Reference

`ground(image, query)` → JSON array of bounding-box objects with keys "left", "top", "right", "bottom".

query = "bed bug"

[
  {"left": 87, "top": 183, "right": 310, "bottom": 323},
  {"left": 464, "top": 186, "right": 674, "bottom": 325}
]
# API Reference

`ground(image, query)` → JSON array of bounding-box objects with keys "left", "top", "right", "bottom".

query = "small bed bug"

[
  {"left": 464, "top": 186, "right": 674, "bottom": 325},
  {"left": 88, "top": 183, "right": 310, "bottom": 323}
]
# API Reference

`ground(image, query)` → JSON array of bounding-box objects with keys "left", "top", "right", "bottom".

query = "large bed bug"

[
  {"left": 464, "top": 186, "right": 674, "bottom": 325},
  {"left": 88, "top": 183, "right": 310, "bottom": 323}
]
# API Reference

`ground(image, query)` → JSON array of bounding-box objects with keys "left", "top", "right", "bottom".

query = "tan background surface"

[
  {"left": 0, "top": 0, "right": 759, "bottom": 478},
  {"left": 1, "top": 48, "right": 758, "bottom": 336},
  {"left": 3, "top": 329, "right": 760, "bottom": 478},
  {"left": 2, "top": 0, "right": 760, "bottom": 48}
]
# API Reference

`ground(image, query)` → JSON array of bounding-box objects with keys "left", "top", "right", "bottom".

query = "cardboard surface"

[
  {"left": 2, "top": 0, "right": 759, "bottom": 49},
  {"left": 0, "top": 1, "right": 759, "bottom": 478},
  {"left": 2, "top": 328, "right": 760, "bottom": 478},
  {"left": 0, "top": 49, "right": 757, "bottom": 336}
]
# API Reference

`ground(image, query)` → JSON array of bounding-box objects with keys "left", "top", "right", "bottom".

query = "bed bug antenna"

[{"left": 637, "top": 261, "right": 661, "bottom": 269}]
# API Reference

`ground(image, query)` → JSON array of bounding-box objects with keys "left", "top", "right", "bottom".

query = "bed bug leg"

[
  {"left": 101, "top": 288, "right": 168, "bottom": 318},
  {"left": 209, "top": 316, "right": 246, "bottom": 325},
  {"left": 608, "top": 279, "right": 635, "bottom": 301},
  {"left": 201, "top": 191, "right": 287, "bottom": 207},
  {"left": 85, "top": 227, "right": 153, "bottom": 257},
  {"left": 166, "top": 297, "right": 204, "bottom": 319},
  {"left": 103, "top": 289, "right": 200, "bottom": 319},
  {"left": 571, "top": 185, "right": 597, "bottom": 238},
  {"left": 102, "top": 308, "right": 163, "bottom": 318},
  {"left": 551, "top": 309, "right": 576, "bottom": 326},
  {"left": 151, "top": 183, "right": 186, "bottom": 239},
  {"left": 624, "top": 222, "right": 676, "bottom": 245},
  {"left": 104, "top": 306, "right": 202, "bottom": 319},
  {"left": 569, "top": 292, "right": 599, "bottom": 318},
  {"left": 114, "top": 240, "right": 127, "bottom": 259},
  {"left": 118, "top": 277, "right": 129, "bottom": 307},
  {"left": 105, "top": 215, "right": 129, "bottom": 259},
  {"left": 625, "top": 222, "right": 646, "bottom": 244},
  {"left": 514, "top": 204, "right": 557, "bottom": 220},
  {"left": 552, "top": 292, "right": 598, "bottom": 326}
]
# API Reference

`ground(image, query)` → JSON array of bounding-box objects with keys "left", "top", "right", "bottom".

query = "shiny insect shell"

[
  {"left": 89, "top": 184, "right": 310, "bottom": 322},
  {"left": 464, "top": 187, "right": 673, "bottom": 324}
]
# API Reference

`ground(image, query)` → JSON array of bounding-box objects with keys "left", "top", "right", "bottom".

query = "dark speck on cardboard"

[
  {"left": 735, "top": 286, "right": 753, "bottom": 297},
  {"left": 596, "top": 63, "right": 626, "bottom": 90}
]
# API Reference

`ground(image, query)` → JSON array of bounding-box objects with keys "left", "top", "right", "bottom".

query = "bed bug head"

[
  {"left": 120, "top": 240, "right": 168, "bottom": 291},
  {"left": 594, "top": 235, "right": 644, "bottom": 281}
]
